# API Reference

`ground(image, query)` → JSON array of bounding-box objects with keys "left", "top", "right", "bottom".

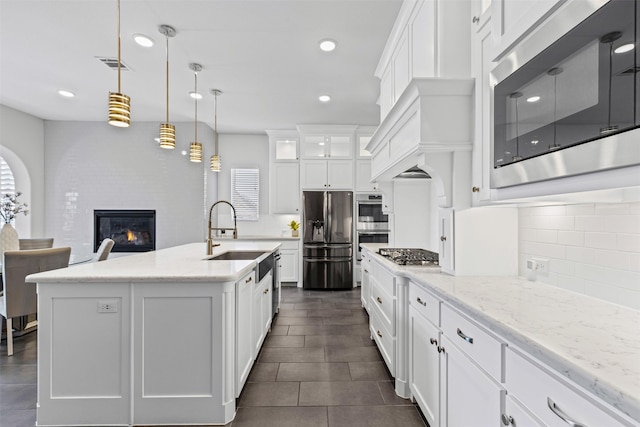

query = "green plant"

[
  {"left": 288, "top": 220, "right": 300, "bottom": 231},
  {"left": 0, "top": 192, "right": 29, "bottom": 224}
]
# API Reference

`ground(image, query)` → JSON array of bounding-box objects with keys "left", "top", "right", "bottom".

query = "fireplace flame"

[{"left": 127, "top": 229, "right": 135, "bottom": 242}]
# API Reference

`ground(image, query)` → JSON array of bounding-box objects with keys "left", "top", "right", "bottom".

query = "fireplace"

[{"left": 94, "top": 210, "right": 156, "bottom": 253}]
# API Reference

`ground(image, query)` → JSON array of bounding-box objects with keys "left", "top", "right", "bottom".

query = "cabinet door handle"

[
  {"left": 377, "top": 330, "right": 382, "bottom": 338},
  {"left": 437, "top": 346, "right": 445, "bottom": 353},
  {"left": 472, "top": 16, "right": 480, "bottom": 24},
  {"left": 501, "top": 414, "right": 514, "bottom": 426},
  {"left": 429, "top": 338, "right": 438, "bottom": 346},
  {"left": 376, "top": 296, "right": 382, "bottom": 304},
  {"left": 456, "top": 328, "right": 474, "bottom": 344},
  {"left": 245, "top": 276, "right": 253, "bottom": 283},
  {"left": 364, "top": 269, "right": 369, "bottom": 273},
  {"left": 416, "top": 297, "right": 427, "bottom": 306},
  {"left": 547, "top": 397, "right": 587, "bottom": 427},
  {"left": 472, "top": 186, "right": 480, "bottom": 193},
  {"left": 263, "top": 288, "right": 269, "bottom": 294},
  {"left": 440, "top": 235, "right": 447, "bottom": 242}
]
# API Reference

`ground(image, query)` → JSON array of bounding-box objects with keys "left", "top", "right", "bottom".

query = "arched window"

[{"left": 1, "top": 155, "right": 17, "bottom": 226}]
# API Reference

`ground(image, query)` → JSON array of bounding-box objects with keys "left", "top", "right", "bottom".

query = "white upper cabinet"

[
  {"left": 297, "top": 125, "right": 357, "bottom": 160},
  {"left": 266, "top": 130, "right": 300, "bottom": 214}
]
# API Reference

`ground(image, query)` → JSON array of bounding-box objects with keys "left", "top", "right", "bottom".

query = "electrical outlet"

[
  {"left": 98, "top": 301, "right": 118, "bottom": 313},
  {"left": 531, "top": 257, "right": 549, "bottom": 274}
]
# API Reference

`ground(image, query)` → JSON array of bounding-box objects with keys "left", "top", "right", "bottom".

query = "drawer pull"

[
  {"left": 263, "top": 288, "right": 269, "bottom": 294},
  {"left": 376, "top": 296, "right": 382, "bottom": 304},
  {"left": 547, "top": 397, "right": 587, "bottom": 427},
  {"left": 416, "top": 297, "right": 427, "bottom": 306},
  {"left": 364, "top": 269, "right": 369, "bottom": 273},
  {"left": 501, "top": 414, "right": 514, "bottom": 425},
  {"left": 437, "top": 346, "right": 445, "bottom": 353},
  {"left": 245, "top": 276, "right": 253, "bottom": 283},
  {"left": 429, "top": 337, "right": 438, "bottom": 346},
  {"left": 457, "top": 328, "right": 474, "bottom": 344},
  {"left": 377, "top": 330, "right": 382, "bottom": 338}
]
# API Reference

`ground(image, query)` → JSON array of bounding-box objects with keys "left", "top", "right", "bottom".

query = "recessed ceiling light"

[
  {"left": 614, "top": 43, "right": 635, "bottom": 54},
  {"left": 319, "top": 39, "right": 337, "bottom": 52},
  {"left": 526, "top": 96, "right": 541, "bottom": 103},
  {"left": 133, "top": 34, "right": 154, "bottom": 47},
  {"left": 189, "top": 91, "right": 202, "bottom": 100},
  {"left": 318, "top": 95, "right": 331, "bottom": 103},
  {"left": 181, "top": 150, "right": 187, "bottom": 156},
  {"left": 58, "top": 90, "right": 75, "bottom": 98},
  {"left": 154, "top": 137, "right": 161, "bottom": 143}
]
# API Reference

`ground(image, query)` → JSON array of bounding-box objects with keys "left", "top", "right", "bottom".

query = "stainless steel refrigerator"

[{"left": 302, "top": 191, "right": 353, "bottom": 289}]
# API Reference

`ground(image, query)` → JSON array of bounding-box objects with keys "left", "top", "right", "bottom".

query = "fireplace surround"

[{"left": 94, "top": 209, "right": 156, "bottom": 253}]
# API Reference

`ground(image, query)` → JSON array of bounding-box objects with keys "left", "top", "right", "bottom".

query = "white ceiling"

[{"left": 0, "top": 0, "right": 402, "bottom": 134}]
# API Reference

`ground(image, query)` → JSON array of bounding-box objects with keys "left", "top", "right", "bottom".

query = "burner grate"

[{"left": 378, "top": 248, "right": 439, "bottom": 266}]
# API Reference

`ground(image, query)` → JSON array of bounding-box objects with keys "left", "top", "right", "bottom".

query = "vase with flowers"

[
  {"left": 288, "top": 220, "right": 300, "bottom": 238},
  {"left": 0, "top": 192, "right": 29, "bottom": 256}
]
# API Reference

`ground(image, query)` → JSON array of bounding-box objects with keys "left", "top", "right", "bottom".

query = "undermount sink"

[{"left": 207, "top": 251, "right": 267, "bottom": 261}]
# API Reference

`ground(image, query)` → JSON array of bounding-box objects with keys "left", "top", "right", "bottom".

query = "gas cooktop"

[{"left": 378, "top": 248, "right": 439, "bottom": 266}]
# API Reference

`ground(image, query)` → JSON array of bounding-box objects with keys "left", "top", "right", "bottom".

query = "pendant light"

[
  {"left": 210, "top": 89, "right": 222, "bottom": 172},
  {"left": 600, "top": 31, "right": 622, "bottom": 135},
  {"left": 509, "top": 92, "right": 523, "bottom": 161},
  {"left": 189, "top": 63, "right": 203, "bottom": 162},
  {"left": 108, "top": 0, "right": 131, "bottom": 127},
  {"left": 158, "top": 25, "right": 176, "bottom": 149}
]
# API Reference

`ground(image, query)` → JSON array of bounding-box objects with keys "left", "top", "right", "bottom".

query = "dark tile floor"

[{"left": 0, "top": 287, "right": 426, "bottom": 427}]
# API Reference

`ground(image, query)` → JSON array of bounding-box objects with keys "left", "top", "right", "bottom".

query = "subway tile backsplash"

[{"left": 519, "top": 203, "right": 640, "bottom": 310}]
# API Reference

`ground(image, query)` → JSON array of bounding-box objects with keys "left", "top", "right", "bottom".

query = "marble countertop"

[
  {"left": 361, "top": 244, "right": 640, "bottom": 422},
  {"left": 27, "top": 242, "right": 281, "bottom": 283}
]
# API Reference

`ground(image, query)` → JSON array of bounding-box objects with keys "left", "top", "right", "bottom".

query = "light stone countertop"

[
  {"left": 360, "top": 244, "right": 640, "bottom": 422},
  {"left": 216, "top": 234, "right": 300, "bottom": 241},
  {"left": 27, "top": 242, "right": 281, "bottom": 283}
]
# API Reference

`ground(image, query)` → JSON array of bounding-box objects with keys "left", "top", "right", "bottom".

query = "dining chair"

[
  {"left": 19, "top": 238, "right": 54, "bottom": 250},
  {"left": 94, "top": 238, "right": 115, "bottom": 261},
  {"left": 0, "top": 247, "right": 71, "bottom": 356}
]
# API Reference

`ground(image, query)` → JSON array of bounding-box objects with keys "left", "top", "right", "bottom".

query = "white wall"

[
  {"left": 44, "top": 121, "right": 217, "bottom": 256},
  {"left": 216, "top": 134, "right": 299, "bottom": 237},
  {"left": 0, "top": 105, "right": 46, "bottom": 237},
  {"left": 519, "top": 203, "right": 640, "bottom": 310}
]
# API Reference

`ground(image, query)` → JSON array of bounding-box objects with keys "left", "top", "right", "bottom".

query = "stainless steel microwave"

[{"left": 492, "top": 0, "right": 640, "bottom": 188}]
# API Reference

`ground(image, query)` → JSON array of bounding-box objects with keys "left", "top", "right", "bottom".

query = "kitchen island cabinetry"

[
  {"left": 252, "top": 271, "right": 273, "bottom": 356},
  {"left": 29, "top": 242, "right": 281, "bottom": 427}
]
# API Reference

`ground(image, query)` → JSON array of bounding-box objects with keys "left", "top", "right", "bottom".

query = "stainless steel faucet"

[{"left": 207, "top": 200, "right": 238, "bottom": 255}]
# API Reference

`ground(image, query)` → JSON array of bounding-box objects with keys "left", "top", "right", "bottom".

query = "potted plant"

[
  {"left": 0, "top": 192, "right": 29, "bottom": 255},
  {"left": 288, "top": 220, "right": 300, "bottom": 237}
]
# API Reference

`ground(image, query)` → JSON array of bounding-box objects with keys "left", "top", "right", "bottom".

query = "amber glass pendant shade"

[
  {"left": 108, "top": 92, "right": 131, "bottom": 127},
  {"left": 210, "top": 154, "right": 221, "bottom": 171},
  {"left": 159, "top": 123, "right": 176, "bottom": 149},
  {"left": 190, "top": 142, "right": 203, "bottom": 162}
]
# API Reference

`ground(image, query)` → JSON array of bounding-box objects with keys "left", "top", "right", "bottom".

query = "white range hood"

[{"left": 366, "top": 77, "right": 474, "bottom": 208}]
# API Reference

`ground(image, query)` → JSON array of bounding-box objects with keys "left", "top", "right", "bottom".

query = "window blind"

[
  {"left": 0, "top": 156, "right": 16, "bottom": 195},
  {"left": 231, "top": 168, "right": 259, "bottom": 221}
]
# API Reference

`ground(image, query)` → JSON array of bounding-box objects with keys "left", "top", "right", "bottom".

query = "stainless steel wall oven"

[{"left": 356, "top": 194, "right": 390, "bottom": 260}]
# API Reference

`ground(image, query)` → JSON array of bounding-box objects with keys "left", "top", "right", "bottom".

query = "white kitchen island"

[{"left": 27, "top": 242, "right": 281, "bottom": 427}]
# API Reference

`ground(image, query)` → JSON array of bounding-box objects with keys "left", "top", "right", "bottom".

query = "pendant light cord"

[
  {"left": 117, "top": 0, "right": 121, "bottom": 93},
  {"left": 165, "top": 35, "right": 169, "bottom": 123},
  {"left": 214, "top": 91, "right": 218, "bottom": 153},
  {"left": 194, "top": 71, "right": 198, "bottom": 142},
  {"left": 607, "top": 41, "right": 613, "bottom": 129}
]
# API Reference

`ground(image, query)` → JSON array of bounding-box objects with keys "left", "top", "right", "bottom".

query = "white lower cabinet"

[
  {"left": 277, "top": 240, "right": 299, "bottom": 285},
  {"left": 235, "top": 270, "right": 255, "bottom": 397},
  {"left": 252, "top": 272, "right": 272, "bottom": 357},
  {"left": 409, "top": 305, "right": 440, "bottom": 427},
  {"left": 505, "top": 347, "right": 635, "bottom": 427},
  {"left": 441, "top": 334, "right": 505, "bottom": 427},
  {"left": 503, "top": 395, "right": 545, "bottom": 427}
]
